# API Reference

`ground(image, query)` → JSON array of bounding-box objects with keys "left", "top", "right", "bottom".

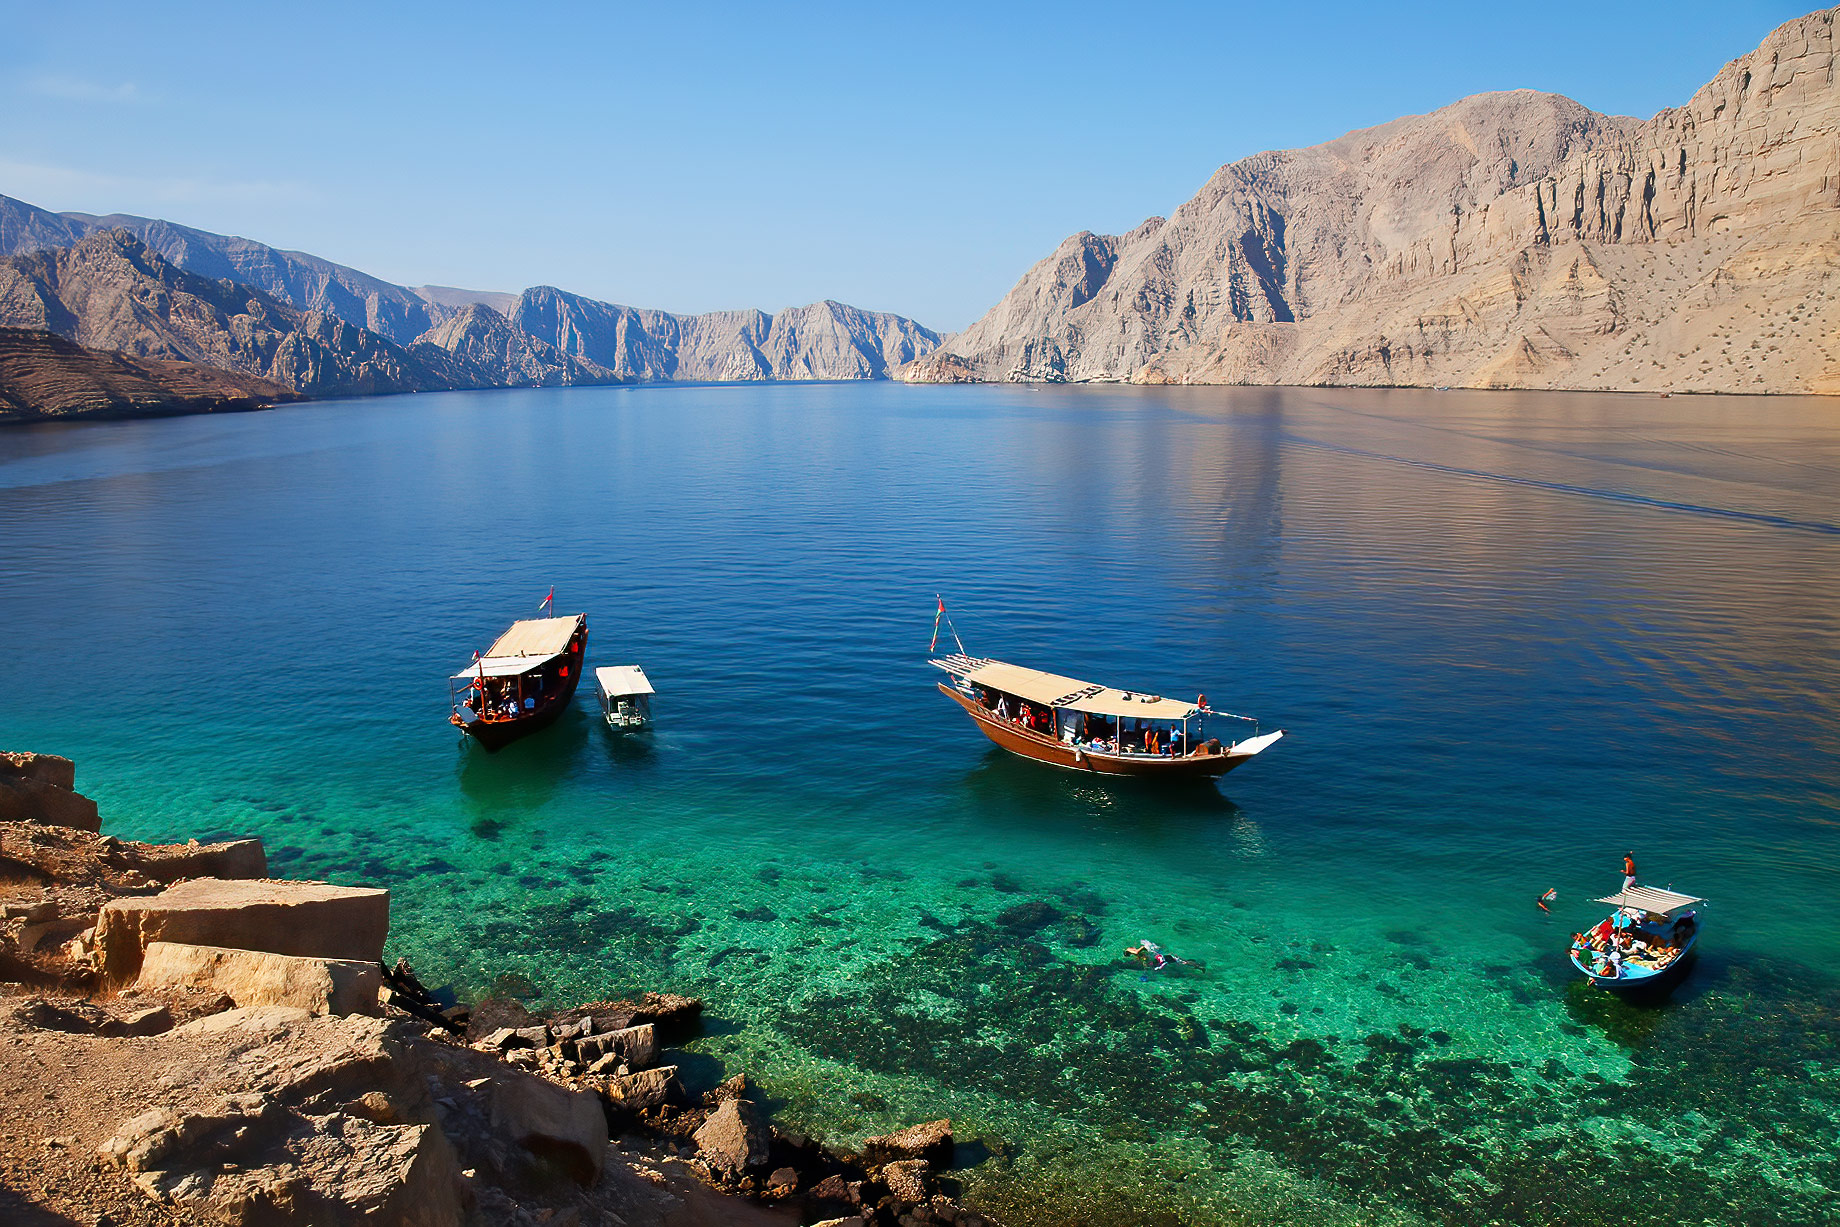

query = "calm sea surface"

[{"left": 3, "top": 383, "right": 1838, "bottom": 1225}]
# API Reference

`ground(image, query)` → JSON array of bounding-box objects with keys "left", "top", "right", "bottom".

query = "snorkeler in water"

[
  {"left": 1125, "top": 940, "right": 1167, "bottom": 969},
  {"left": 1537, "top": 887, "right": 1557, "bottom": 912},
  {"left": 1125, "top": 939, "right": 1204, "bottom": 972}
]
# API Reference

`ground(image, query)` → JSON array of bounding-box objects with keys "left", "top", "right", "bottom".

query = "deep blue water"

[{"left": 3, "top": 383, "right": 1838, "bottom": 1225}]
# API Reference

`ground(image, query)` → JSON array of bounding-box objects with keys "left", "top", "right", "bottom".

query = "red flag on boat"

[
  {"left": 930, "top": 597, "right": 945, "bottom": 653},
  {"left": 540, "top": 586, "right": 554, "bottom": 615}
]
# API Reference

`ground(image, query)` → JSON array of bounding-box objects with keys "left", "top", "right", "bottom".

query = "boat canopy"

[
  {"left": 485, "top": 616, "right": 580, "bottom": 660},
  {"left": 452, "top": 657, "right": 556, "bottom": 681},
  {"left": 952, "top": 659, "right": 1200, "bottom": 721},
  {"left": 595, "top": 666, "right": 655, "bottom": 697},
  {"left": 1594, "top": 886, "right": 1705, "bottom": 915}
]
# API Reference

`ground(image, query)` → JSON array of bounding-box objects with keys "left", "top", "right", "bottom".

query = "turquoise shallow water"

[{"left": 3, "top": 383, "right": 1839, "bottom": 1225}]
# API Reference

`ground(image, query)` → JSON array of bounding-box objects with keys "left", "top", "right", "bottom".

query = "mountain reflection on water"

[{"left": 2, "top": 382, "right": 1838, "bottom": 1226}]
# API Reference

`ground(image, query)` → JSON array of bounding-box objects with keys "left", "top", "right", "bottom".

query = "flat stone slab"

[
  {"left": 136, "top": 941, "right": 381, "bottom": 1016},
  {"left": 96, "top": 878, "right": 389, "bottom": 984}
]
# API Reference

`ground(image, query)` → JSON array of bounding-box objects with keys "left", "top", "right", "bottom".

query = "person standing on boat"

[{"left": 1623, "top": 852, "right": 1638, "bottom": 891}]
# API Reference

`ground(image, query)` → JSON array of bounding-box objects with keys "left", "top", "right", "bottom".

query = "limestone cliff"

[
  {"left": 412, "top": 303, "right": 621, "bottom": 387},
  {"left": 0, "top": 193, "right": 944, "bottom": 389},
  {"left": 511, "top": 287, "right": 941, "bottom": 381},
  {"left": 0, "top": 232, "right": 471, "bottom": 397},
  {"left": 902, "top": 8, "right": 1840, "bottom": 394},
  {"left": 0, "top": 194, "right": 446, "bottom": 345}
]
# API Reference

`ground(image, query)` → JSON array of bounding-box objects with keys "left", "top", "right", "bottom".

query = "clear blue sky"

[{"left": 0, "top": 0, "right": 1816, "bottom": 331}]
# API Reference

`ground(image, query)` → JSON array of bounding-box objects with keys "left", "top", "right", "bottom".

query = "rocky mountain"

[
  {"left": 0, "top": 231, "right": 472, "bottom": 397},
  {"left": 415, "top": 303, "right": 619, "bottom": 386},
  {"left": 0, "top": 192, "right": 944, "bottom": 393},
  {"left": 510, "top": 287, "right": 940, "bottom": 381},
  {"left": 0, "top": 325, "right": 302, "bottom": 421},
  {"left": 0, "top": 194, "right": 444, "bottom": 344},
  {"left": 903, "top": 7, "right": 1840, "bottom": 394}
]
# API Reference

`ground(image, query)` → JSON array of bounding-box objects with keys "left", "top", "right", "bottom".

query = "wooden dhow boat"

[
  {"left": 1569, "top": 884, "right": 1703, "bottom": 995},
  {"left": 930, "top": 651, "right": 1283, "bottom": 779},
  {"left": 449, "top": 609, "right": 588, "bottom": 751}
]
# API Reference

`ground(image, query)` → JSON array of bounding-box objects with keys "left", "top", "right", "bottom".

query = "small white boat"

[{"left": 594, "top": 665, "right": 654, "bottom": 731}]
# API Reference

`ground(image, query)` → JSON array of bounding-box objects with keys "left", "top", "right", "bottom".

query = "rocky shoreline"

[{"left": 0, "top": 751, "right": 1000, "bottom": 1227}]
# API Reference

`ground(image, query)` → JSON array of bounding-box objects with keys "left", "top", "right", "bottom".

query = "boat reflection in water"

[{"left": 930, "top": 650, "right": 1283, "bottom": 780}]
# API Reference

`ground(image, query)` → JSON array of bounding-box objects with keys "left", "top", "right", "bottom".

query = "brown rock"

[
  {"left": 703, "top": 1072, "right": 748, "bottom": 1106},
  {"left": 692, "top": 1097, "right": 769, "bottom": 1176},
  {"left": 810, "top": 1173, "right": 862, "bottom": 1204},
  {"left": 766, "top": 1165, "right": 799, "bottom": 1193},
  {"left": 0, "top": 751, "right": 76, "bottom": 790},
  {"left": 881, "top": 1158, "right": 931, "bottom": 1204},
  {"left": 135, "top": 940, "right": 383, "bottom": 1016},
  {"left": 574, "top": 1021, "right": 656, "bottom": 1070},
  {"left": 864, "top": 1118, "right": 954, "bottom": 1167},
  {"left": 602, "top": 1064, "right": 678, "bottom": 1112},
  {"left": 486, "top": 1068, "right": 609, "bottom": 1185},
  {"left": 94, "top": 877, "right": 390, "bottom": 984},
  {"left": 626, "top": 991, "right": 704, "bottom": 1040},
  {"left": 0, "top": 773, "right": 100, "bottom": 831}
]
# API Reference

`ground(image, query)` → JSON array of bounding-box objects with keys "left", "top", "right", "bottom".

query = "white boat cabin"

[{"left": 595, "top": 665, "right": 654, "bottom": 729}]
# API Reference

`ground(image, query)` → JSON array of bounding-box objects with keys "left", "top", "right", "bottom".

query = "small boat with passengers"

[
  {"left": 449, "top": 604, "right": 588, "bottom": 751},
  {"left": 929, "top": 650, "right": 1283, "bottom": 779},
  {"left": 1569, "top": 883, "right": 1704, "bottom": 994}
]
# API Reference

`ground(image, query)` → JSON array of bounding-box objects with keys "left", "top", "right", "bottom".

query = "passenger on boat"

[{"left": 1623, "top": 852, "right": 1638, "bottom": 890}]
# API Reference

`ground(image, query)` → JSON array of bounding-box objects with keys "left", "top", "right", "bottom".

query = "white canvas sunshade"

[
  {"left": 484, "top": 616, "right": 579, "bottom": 660},
  {"left": 595, "top": 666, "right": 655, "bottom": 697},
  {"left": 452, "top": 657, "right": 556, "bottom": 680},
  {"left": 960, "top": 660, "right": 1200, "bottom": 721},
  {"left": 1595, "top": 885, "right": 1705, "bottom": 915}
]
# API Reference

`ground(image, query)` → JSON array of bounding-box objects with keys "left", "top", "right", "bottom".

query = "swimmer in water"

[
  {"left": 1125, "top": 940, "right": 1168, "bottom": 970},
  {"left": 1537, "top": 888, "right": 1557, "bottom": 913}
]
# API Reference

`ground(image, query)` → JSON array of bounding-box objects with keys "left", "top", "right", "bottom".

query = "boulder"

[
  {"left": 627, "top": 991, "right": 703, "bottom": 1039},
  {"left": 100, "top": 1095, "right": 461, "bottom": 1226},
  {"left": 863, "top": 1118, "right": 953, "bottom": 1168},
  {"left": 602, "top": 1064, "right": 678, "bottom": 1112},
  {"left": 94, "top": 877, "right": 389, "bottom": 984},
  {"left": 136, "top": 940, "right": 382, "bottom": 1016},
  {"left": 574, "top": 1022, "right": 656, "bottom": 1070},
  {"left": 0, "top": 774, "right": 100, "bottom": 831},
  {"left": 702, "top": 1072, "right": 748, "bottom": 1106},
  {"left": 0, "top": 751, "right": 76, "bottom": 790},
  {"left": 693, "top": 1097, "right": 769, "bottom": 1176},
  {"left": 140, "top": 838, "right": 268, "bottom": 882},
  {"left": 809, "top": 1173, "right": 862, "bottom": 1204},
  {"left": 487, "top": 1069, "right": 609, "bottom": 1185},
  {"left": 881, "top": 1158, "right": 930, "bottom": 1204}
]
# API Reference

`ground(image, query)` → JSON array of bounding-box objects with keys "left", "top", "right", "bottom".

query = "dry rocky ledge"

[{"left": 0, "top": 751, "right": 1001, "bottom": 1227}]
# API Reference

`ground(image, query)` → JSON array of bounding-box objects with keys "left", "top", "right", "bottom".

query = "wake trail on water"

[{"left": 1286, "top": 434, "right": 1840, "bottom": 537}]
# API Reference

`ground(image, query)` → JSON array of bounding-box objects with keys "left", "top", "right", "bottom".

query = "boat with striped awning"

[
  {"left": 1569, "top": 883, "right": 1704, "bottom": 995},
  {"left": 929, "top": 650, "right": 1283, "bottom": 779}
]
